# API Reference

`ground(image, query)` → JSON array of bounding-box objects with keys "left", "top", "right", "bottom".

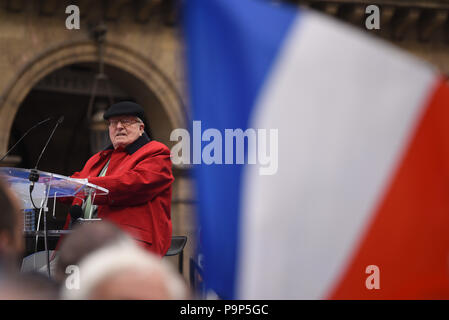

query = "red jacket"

[{"left": 63, "top": 134, "right": 174, "bottom": 256}]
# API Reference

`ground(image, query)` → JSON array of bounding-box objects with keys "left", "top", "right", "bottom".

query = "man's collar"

[
  {"left": 103, "top": 132, "right": 151, "bottom": 155},
  {"left": 126, "top": 132, "right": 151, "bottom": 154}
]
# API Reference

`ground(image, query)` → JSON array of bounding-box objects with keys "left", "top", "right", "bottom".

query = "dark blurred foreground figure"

[
  {"left": 54, "top": 221, "right": 134, "bottom": 283},
  {"left": 0, "top": 179, "right": 24, "bottom": 273},
  {"left": 0, "top": 272, "right": 59, "bottom": 300},
  {"left": 0, "top": 179, "right": 58, "bottom": 299},
  {"left": 60, "top": 235, "right": 188, "bottom": 300}
]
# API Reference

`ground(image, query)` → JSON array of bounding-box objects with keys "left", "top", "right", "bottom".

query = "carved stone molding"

[
  {"left": 2, "top": 0, "right": 177, "bottom": 25},
  {"left": 295, "top": 0, "right": 449, "bottom": 43}
]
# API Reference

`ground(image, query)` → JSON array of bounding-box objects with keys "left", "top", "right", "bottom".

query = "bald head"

[
  {"left": 89, "top": 268, "right": 174, "bottom": 300},
  {"left": 55, "top": 221, "right": 130, "bottom": 282}
]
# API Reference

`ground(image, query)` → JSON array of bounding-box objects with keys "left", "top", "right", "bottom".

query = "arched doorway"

[
  {"left": 0, "top": 40, "right": 187, "bottom": 156},
  {"left": 9, "top": 62, "right": 178, "bottom": 176}
]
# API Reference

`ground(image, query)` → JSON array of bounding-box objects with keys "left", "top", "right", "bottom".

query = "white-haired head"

[{"left": 61, "top": 240, "right": 188, "bottom": 300}]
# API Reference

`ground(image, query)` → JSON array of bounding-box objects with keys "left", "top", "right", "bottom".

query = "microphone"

[
  {"left": 69, "top": 205, "right": 83, "bottom": 226},
  {"left": 0, "top": 118, "right": 51, "bottom": 162},
  {"left": 33, "top": 116, "right": 64, "bottom": 171},
  {"left": 29, "top": 116, "right": 65, "bottom": 205}
]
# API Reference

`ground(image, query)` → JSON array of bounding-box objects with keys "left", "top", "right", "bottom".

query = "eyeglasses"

[{"left": 108, "top": 119, "right": 140, "bottom": 128}]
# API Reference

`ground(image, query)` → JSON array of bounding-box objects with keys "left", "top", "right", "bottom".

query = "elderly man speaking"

[{"left": 62, "top": 101, "right": 174, "bottom": 256}]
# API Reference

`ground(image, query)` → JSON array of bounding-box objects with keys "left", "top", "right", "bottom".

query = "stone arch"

[{"left": 0, "top": 40, "right": 187, "bottom": 153}]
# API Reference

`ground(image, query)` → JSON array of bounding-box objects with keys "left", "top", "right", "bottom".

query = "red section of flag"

[{"left": 329, "top": 78, "right": 449, "bottom": 299}]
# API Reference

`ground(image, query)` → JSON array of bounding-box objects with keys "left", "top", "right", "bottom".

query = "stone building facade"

[{"left": 0, "top": 0, "right": 194, "bottom": 278}]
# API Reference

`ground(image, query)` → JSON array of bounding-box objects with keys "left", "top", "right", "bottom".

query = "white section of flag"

[{"left": 237, "top": 10, "right": 437, "bottom": 299}]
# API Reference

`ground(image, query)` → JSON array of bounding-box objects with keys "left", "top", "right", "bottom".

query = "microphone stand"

[
  {"left": 29, "top": 116, "right": 64, "bottom": 278},
  {"left": 0, "top": 118, "right": 51, "bottom": 163}
]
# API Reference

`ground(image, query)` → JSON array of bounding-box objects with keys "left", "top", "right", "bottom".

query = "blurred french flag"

[{"left": 184, "top": 0, "right": 449, "bottom": 299}]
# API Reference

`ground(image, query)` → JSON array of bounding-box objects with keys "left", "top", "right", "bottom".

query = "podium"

[
  {"left": 0, "top": 167, "right": 108, "bottom": 212},
  {"left": 0, "top": 167, "right": 109, "bottom": 276}
]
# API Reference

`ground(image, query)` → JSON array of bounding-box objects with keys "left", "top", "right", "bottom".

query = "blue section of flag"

[{"left": 184, "top": 0, "right": 298, "bottom": 298}]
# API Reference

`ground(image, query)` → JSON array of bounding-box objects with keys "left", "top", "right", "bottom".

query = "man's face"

[{"left": 108, "top": 116, "right": 144, "bottom": 149}]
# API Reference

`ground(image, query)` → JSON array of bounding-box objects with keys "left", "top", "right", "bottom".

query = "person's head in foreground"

[
  {"left": 0, "top": 271, "right": 59, "bottom": 300},
  {"left": 60, "top": 239, "right": 188, "bottom": 300},
  {"left": 104, "top": 101, "right": 147, "bottom": 150},
  {"left": 0, "top": 179, "right": 24, "bottom": 272},
  {"left": 55, "top": 221, "right": 132, "bottom": 283}
]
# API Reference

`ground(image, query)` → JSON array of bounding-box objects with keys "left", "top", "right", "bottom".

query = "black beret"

[{"left": 103, "top": 101, "right": 145, "bottom": 121}]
